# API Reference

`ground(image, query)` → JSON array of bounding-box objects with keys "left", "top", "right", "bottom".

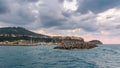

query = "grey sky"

[{"left": 0, "top": 0, "right": 120, "bottom": 43}]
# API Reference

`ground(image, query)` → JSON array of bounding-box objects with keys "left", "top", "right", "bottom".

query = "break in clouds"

[{"left": 0, "top": 0, "right": 120, "bottom": 43}]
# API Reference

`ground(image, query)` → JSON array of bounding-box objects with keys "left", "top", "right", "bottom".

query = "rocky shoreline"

[
  {"left": 53, "top": 36, "right": 101, "bottom": 50},
  {"left": 0, "top": 44, "right": 37, "bottom": 46},
  {"left": 0, "top": 36, "right": 102, "bottom": 50}
]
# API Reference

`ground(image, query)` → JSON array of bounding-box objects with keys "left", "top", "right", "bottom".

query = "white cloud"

[
  {"left": 97, "top": 8, "right": 120, "bottom": 25},
  {"left": 62, "top": 0, "right": 78, "bottom": 11},
  {"left": 96, "top": 8, "right": 120, "bottom": 36}
]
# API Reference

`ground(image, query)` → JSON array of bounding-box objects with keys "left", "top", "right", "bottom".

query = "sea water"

[{"left": 0, "top": 44, "right": 120, "bottom": 68}]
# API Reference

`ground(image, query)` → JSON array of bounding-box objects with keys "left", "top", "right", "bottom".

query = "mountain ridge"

[{"left": 0, "top": 27, "right": 49, "bottom": 37}]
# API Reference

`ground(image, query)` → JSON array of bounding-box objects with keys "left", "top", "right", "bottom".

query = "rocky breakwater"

[
  {"left": 54, "top": 41, "right": 98, "bottom": 50},
  {"left": 54, "top": 36, "right": 98, "bottom": 50}
]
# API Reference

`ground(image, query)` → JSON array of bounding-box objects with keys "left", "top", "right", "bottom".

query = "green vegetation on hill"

[
  {"left": 0, "top": 27, "right": 52, "bottom": 42},
  {"left": 0, "top": 27, "right": 47, "bottom": 37}
]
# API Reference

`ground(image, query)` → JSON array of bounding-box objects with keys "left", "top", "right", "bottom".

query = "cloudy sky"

[{"left": 0, "top": 0, "right": 120, "bottom": 44}]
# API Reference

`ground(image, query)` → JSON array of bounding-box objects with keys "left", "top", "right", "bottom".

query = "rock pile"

[{"left": 54, "top": 41, "right": 98, "bottom": 50}]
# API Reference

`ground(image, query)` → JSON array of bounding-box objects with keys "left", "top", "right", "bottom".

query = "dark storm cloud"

[
  {"left": 80, "top": 24, "right": 98, "bottom": 32},
  {"left": 0, "top": 0, "right": 37, "bottom": 25},
  {"left": 116, "top": 25, "right": 120, "bottom": 29},
  {"left": 39, "top": 4, "right": 98, "bottom": 32},
  {"left": 77, "top": 0, "right": 120, "bottom": 14},
  {"left": 0, "top": 0, "right": 119, "bottom": 33},
  {"left": 45, "top": 16, "right": 98, "bottom": 32},
  {"left": 0, "top": 0, "right": 9, "bottom": 14},
  {"left": 62, "top": 11, "right": 71, "bottom": 17},
  {"left": 54, "top": 19, "right": 99, "bottom": 32},
  {"left": 0, "top": 0, "right": 101, "bottom": 32},
  {"left": 40, "top": 15, "right": 66, "bottom": 28},
  {"left": 58, "top": 0, "right": 73, "bottom": 3},
  {"left": 58, "top": 0, "right": 64, "bottom": 3},
  {"left": 27, "top": 0, "right": 39, "bottom": 2},
  {"left": 17, "top": 9, "right": 36, "bottom": 24}
]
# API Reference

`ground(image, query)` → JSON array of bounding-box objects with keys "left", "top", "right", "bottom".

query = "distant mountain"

[{"left": 0, "top": 27, "right": 49, "bottom": 38}]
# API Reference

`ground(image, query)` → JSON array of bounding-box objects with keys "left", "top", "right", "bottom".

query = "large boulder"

[
  {"left": 89, "top": 40, "right": 103, "bottom": 44},
  {"left": 54, "top": 41, "right": 98, "bottom": 50}
]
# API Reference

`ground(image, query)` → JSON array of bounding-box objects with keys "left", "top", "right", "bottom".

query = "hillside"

[
  {"left": 0, "top": 27, "right": 53, "bottom": 42},
  {"left": 0, "top": 27, "right": 48, "bottom": 37}
]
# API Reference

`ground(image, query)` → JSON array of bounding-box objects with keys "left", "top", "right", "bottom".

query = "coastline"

[
  {"left": 0, "top": 43, "right": 58, "bottom": 46},
  {"left": 0, "top": 44, "right": 38, "bottom": 46}
]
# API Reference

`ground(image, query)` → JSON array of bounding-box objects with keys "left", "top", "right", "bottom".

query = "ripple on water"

[{"left": 0, "top": 45, "right": 120, "bottom": 68}]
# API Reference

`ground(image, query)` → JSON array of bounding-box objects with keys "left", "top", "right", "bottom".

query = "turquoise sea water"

[{"left": 0, "top": 44, "right": 120, "bottom": 68}]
